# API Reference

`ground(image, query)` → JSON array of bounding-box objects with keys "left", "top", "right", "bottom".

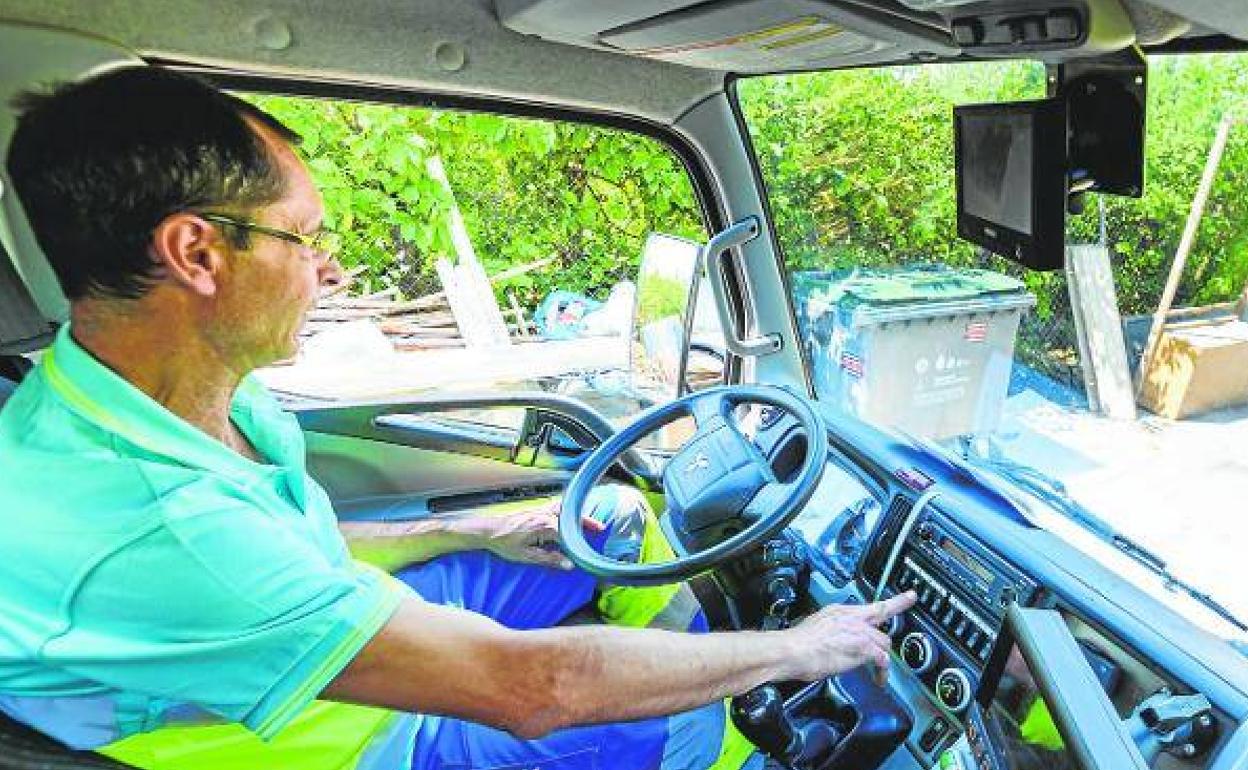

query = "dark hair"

[{"left": 6, "top": 66, "right": 301, "bottom": 301}]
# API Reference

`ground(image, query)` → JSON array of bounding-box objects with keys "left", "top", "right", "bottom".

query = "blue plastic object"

[{"left": 534, "top": 290, "right": 603, "bottom": 340}]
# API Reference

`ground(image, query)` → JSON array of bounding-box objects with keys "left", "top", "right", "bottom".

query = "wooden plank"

[
  {"left": 306, "top": 307, "right": 383, "bottom": 322},
  {"left": 490, "top": 255, "right": 556, "bottom": 283},
  {"left": 1137, "top": 114, "right": 1240, "bottom": 397},
  {"left": 507, "top": 291, "right": 531, "bottom": 339},
  {"left": 378, "top": 322, "right": 461, "bottom": 338},
  {"left": 1065, "top": 250, "right": 1101, "bottom": 415},
  {"left": 427, "top": 154, "right": 511, "bottom": 349},
  {"left": 1066, "top": 243, "right": 1136, "bottom": 419},
  {"left": 436, "top": 258, "right": 511, "bottom": 349},
  {"left": 393, "top": 337, "right": 466, "bottom": 351},
  {"left": 321, "top": 297, "right": 450, "bottom": 314},
  {"left": 406, "top": 255, "right": 554, "bottom": 309}
]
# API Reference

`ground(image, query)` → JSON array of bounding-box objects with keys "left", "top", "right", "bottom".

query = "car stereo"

[{"left": 868, "top": 496, "right": 1039, "bottom": 716}]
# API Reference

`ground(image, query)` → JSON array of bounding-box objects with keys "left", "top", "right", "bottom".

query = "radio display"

[{"left": 940, "top": 535, "right": 995, "bottom": 584}]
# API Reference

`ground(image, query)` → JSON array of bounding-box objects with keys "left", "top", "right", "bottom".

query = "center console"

[{"left": 861, "top": 496, "right": 1040, "bottom": 736}]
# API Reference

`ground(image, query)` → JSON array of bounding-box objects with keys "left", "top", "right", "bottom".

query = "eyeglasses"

[{"left": 196, "top": 212, "right": 342, "bottom": 260}]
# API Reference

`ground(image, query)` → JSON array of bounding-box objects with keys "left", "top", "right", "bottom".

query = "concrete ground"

[{"left": 987, "top": 380, "right": 1248, "bottom": 635}]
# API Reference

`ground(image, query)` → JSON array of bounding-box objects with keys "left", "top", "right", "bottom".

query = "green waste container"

[{"left": 793, "top": 266, "right": 1035, "bottom": 440}]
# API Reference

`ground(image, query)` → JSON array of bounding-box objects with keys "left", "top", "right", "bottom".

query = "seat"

[
  {"left": 0, "top": 24, "right": 147, "bottom": 770},
  {"left": 0, "top": 375, "right": 15, "bottom": 409},
  {"left": 0, "top": 710, "right": 136, "bottom": 770}
]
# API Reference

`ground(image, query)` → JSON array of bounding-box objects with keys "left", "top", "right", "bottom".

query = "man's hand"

[
  {"left": 474, "top": 501, "right": 606, "bottom": 570},
  {"left": 332, "top": 590, "right": 917, "bottom": 738},
  {"left": 782, "top": 591, "right": 916, "bottom": 685}
]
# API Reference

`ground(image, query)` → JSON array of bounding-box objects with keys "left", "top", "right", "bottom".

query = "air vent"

[{"left": 859, "top": 495, "right": 913, "bottom": 588}]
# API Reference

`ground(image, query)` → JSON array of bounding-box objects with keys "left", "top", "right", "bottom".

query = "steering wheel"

[{"left": 559, "top": 384, "right": 828, "bottom": 586}]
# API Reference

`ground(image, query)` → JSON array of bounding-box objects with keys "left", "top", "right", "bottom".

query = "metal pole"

[{"left": 1135, "top": 113, "right": 1239, "bottom": 397}]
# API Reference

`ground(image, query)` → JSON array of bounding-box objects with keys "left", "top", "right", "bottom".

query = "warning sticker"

[
  {"left": 627, "top": 16, "right": 844, "bottom": 57},
  {"left": 760, "top": 25, "right": 846, "bottom": 51},
  {"left": 965, "top": 321, "right": 988, "bottom": 342}
]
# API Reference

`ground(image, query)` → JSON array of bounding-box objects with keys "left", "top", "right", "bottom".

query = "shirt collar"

[{"left": 42, "top": 324, "right": 280, "bottom": 479}]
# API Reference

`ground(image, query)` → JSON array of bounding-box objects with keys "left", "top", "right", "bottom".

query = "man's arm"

[
  {"left": 340, "top": 500, "right": 597, "bottom": 572},
  {"left": 325, "top": 591, "right": 915, "bottom": 738}
]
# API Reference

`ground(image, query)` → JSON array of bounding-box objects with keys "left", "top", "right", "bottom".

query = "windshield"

[{"left": 737, "top": 54, "right": 1248, "bottom": 635}]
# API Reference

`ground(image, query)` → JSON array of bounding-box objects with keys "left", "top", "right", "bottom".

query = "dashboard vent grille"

[{"left": 859, "top": 495, "right": 913, "bottom": 589}]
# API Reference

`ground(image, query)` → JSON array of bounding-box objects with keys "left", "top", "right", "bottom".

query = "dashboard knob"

[
  {"left": 900, "top": 632, "right": 937, "bottom": 674},
  {"left": 935, "top": 667, "right": 973, "bottom": 714}
]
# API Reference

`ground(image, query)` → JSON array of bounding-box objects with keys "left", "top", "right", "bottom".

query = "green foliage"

[
  {"left": 247, "top": 52, "right": 1248, "bottom": 382},
  {"left": 739, "top": 54, "right": 1248, "bottom": 380},
  {"left": 739, "top": 54, "right": 1248, "bottom": 318},
  {"left": 245, "top": 94, "right": 704, "bottom": 304},
  {"left": 739, "top": 62, "right": 1047, "bottom": 275},
  {"left": 636, "top": 275, "right": 688, "bottom": 326}
]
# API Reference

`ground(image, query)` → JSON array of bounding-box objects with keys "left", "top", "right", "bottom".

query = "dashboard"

[{"left": 754, "top": 404, "right": 1248, "bottom": 770}]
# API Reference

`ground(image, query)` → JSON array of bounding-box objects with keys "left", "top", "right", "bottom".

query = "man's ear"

[{"left": 149, "top": 213, "right": 228, "bottom": 297}]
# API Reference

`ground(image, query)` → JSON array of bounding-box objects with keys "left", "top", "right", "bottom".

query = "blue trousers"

[{"left": 394, "top": 499, "right": 759, "bottom": 770}]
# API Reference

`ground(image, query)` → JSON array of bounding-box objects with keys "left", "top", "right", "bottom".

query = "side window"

[{"left": 243, "top": 94, "right": 709, "bottom": 430}]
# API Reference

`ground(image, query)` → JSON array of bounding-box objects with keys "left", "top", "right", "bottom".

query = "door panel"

[
  {"left": 305, "top": 431, "right": 569, "bottom": 521},
  {"left": 294, "top": 391, "right": 657, "bottom": 521}
]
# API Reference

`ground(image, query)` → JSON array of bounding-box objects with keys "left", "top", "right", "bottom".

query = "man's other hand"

[
  {"left": 478, "top": 501, "right": 605, "bottom": 570},
  {"left": 783, "top": 591, "right": 916, "bottom": 685}
]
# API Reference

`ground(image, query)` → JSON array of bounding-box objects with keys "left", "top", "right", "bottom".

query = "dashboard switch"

[
  {"left": 898, "top": 567, "right": 915, "bottom": 589},
  {"left": 919, "top": 715, "right": 951, "bottom": 753}
]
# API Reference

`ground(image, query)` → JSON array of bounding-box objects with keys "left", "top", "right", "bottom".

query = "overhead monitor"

[
  {"left": 955, "top": 98, "right": 1069, "bottom": 271},
  {"left": 953, "top": 605, "right": 1150, "bottom": 770}
]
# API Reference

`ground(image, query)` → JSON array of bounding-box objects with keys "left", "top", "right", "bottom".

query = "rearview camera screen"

[{"left": 959, "top": 111, "right": 1034, "bottom": 235}]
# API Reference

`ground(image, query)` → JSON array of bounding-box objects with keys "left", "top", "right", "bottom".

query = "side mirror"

[{"left": 630, "top": 233, "right": 727, "bottom": 399}]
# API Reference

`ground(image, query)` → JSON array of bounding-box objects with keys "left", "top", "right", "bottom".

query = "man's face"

[{"left": 209, "top": 122, "right": 342, "bottom": 371}]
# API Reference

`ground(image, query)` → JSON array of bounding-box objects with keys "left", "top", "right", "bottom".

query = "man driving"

[{"left": 0, "top": 66, "right": 913, "bottom": 770}]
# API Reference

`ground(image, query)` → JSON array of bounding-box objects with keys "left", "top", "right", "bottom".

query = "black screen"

[{"left": 959, "top": 111, "right": 1034, "bottom": 235}]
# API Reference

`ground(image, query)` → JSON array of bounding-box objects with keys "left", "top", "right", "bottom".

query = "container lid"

[{"left": 795, "top": 265, "right": 1027, "bottom": 308}]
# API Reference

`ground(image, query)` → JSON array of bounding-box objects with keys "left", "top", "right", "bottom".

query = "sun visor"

[{"left": 497, "top": 0, "right": 957, "bottom": 72}]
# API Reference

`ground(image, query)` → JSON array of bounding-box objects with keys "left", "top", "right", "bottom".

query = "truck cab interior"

[{"left": 2, "top": 2, "right": 1248, "bottom": 770}]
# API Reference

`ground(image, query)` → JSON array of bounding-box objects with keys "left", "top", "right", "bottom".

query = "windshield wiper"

[{"left": 965, "top": 451, "right": 1248, "bottom": 633}]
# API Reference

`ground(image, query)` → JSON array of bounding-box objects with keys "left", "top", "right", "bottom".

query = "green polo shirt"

[{"left": 0, "top": 325, "right": 415, "bottom": 769}]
